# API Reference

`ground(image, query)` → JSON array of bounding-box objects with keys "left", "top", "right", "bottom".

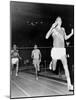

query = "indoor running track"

[{"left": 11, "top": 72, "right": 74, "bottom": 99}]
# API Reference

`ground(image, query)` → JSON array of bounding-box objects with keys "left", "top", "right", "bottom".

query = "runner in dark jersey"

[{"left": 11, "top": 44, "right": 21, "bottom": 76}]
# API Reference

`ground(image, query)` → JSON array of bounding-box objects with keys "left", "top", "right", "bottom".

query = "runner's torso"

[
  {"left": 52, "top": 27, "right": 65, "bottom": 48},
  {"left": 11, "top": 50, "right": 19, "bottom": 58},
  {"left": 32, "top": 49, "right": 40, "bottom": 59}
]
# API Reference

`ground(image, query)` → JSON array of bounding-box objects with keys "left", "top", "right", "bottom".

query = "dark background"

[{"left": 10, "top": 1, "right": 74, "bottom": 47}]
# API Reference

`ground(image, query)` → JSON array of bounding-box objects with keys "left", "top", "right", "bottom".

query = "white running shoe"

[
  {"left": 68, "top": 85, "right": 74, "bottom": 91},
  {"left": 16, "top": 73, "right": 18, "bottom": 76},
  {"left": 36, "top": 77, "right": 38, "bottom": 80}
]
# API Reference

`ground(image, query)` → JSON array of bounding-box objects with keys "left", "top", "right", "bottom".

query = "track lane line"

[
  {"left": 11, "top": 80, "right": 30, "bottom": 97},
  {"left": 17, "top": 74, "right": 66, "bottom": 95},
  {"left": 19, "top": 72, "right": 67, "bottom": 86}
]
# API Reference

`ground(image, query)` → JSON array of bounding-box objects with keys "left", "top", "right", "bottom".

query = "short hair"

[
  {"left": 56, "top": 16, "right": 62, "bottom": 23},
  {"left": 34, "top": 44, "right": 37, "bottom": 49},
  {"left": 13, "top": 44, "right": 17, "bottom": 48}
]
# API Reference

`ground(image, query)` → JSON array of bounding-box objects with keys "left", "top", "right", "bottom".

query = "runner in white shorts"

[
  {"left": 45, "top": 17, "right": 74, "bottom": 91},
  {"left": 31, "top": 45, "right": 41, "bottom": 80},
  {"left": 11, "top": 44, "right": 21, "bottom": 76}
]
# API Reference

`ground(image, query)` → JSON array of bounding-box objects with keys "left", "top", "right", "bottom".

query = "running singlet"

[
  {"left": 52, "top": 28, "right": 64, "bottom": 41},
  {"left": 32, "top": 49, "right": 40, "bottom": 59},
  {"left": 11, "top": 50, "right": 19, "bottom": 58}
]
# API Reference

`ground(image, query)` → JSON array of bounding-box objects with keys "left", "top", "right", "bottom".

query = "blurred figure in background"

[
  {"left": 11, "top": 44, "right": 21, "bottom": 76},
  {"left": 31, "top": 44, "right": 41, "bottom": 80}
]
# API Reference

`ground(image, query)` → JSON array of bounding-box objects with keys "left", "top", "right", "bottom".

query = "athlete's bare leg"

[
  {"left": 37, "top": 63, "right": 40, "bottom": 71},
  {"left": 61, "top": 56, "right": 73, "bottom": 90},
  {"left": 52, "top": 59, "right": 57, "bottom": 71},
  {"left": 16, "top": 61, "right": 19, "bottom": 76},
  {"left": 36, "top": 64, "right": 38, "bottom": 80},
  {"left": 11, "top": 63, "right": 14, "bottom": 75},
  {"left": 33, "top": 63, "right": 37, "bottom": 79},
  {"left": 34, "top": 63, "right": 38, "bottom": 80}
]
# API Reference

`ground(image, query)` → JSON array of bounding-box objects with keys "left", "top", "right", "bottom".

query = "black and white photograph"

[{"left": 10, "top": 1, "right": 74, "bottom": 99}]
